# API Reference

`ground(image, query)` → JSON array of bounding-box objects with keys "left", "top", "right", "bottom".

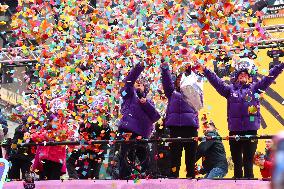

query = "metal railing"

[{"left": 2, "top": 134, "right": 274, "bottom": 147}]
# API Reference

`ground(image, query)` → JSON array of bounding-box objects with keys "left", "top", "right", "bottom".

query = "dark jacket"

[
  {"left": 204, "top": 63, "right": 284, "bottom": 131},
  {"left": 118, "top": 63, "right": 161, "bottom": 138},
  {"left": 196, "top": 131, "right": 228, "bottom": 174},
  {"left": 0, "top": 111, "right": 8, "bottom": 136},
  {"left": 161, "top": 66, "right": 199, "bottom": 127},
  {"left": 9, "top": 125, "right": 35, "bottom": 162}
]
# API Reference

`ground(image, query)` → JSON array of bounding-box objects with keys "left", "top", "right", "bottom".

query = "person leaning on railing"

[{"left": 195, "top": 120, "right": 228, "bottom": 179}]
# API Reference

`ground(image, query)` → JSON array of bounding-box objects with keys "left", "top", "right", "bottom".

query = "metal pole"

[{"left": 2, "top": 135, "right": 274, "bottom": 147}]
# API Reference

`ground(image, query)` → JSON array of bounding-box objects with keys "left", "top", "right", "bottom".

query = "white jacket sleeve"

[{"left": 180, "top": 73, "right": 204, "bottom": 112}]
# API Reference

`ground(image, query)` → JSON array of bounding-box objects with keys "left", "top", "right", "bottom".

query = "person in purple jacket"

[
  {"left": 198, "top": 60, "right": 284, "bottom": 178},
  {"left": 118, "top": 62, "right": 161, "bottom": 179},
  {"left": 160, "top": 60, "right": 200, "bottom": 178}
]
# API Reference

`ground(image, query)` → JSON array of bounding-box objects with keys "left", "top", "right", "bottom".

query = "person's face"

[
  {"left": 265, "top": 139, "right": 273, "bottom": 150},
  {"left": 237, "top": 72, "right": 250, "bottom": 84},
  {"left": 203, "top": 124, "right": 215, "bottom": 134},
  {"left": 134, "top": 81, "right": 145, "bottom": 92}
]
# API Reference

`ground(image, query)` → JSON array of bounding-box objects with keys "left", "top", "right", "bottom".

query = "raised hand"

[
  {"left": 160, "top": 58, "right": 169, "bottom": 68},
  {"left": 192, "top": 64, "right": 206, "bottom": 74}
]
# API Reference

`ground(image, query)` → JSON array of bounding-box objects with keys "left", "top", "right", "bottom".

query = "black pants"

[
  {"left": 118, "top": 129, "right": 149, "bottom": 179},
  {"left": 68, "top": 148, "right": 106, "bottom": 179},
  {"left": 41, "top": 160, "right": 63, "bottom": 180},
  {"left": 8, "top": 158, "right": 32, "bottom": 179},
  {"left": 66, "top": 156, "right": 79, "bottom": 179},
  {"left": 169, "top": 126, "right": 198, "bottom": 178},
  {"left": 229, "top": 130, "right": 258, "bottom": 179}
]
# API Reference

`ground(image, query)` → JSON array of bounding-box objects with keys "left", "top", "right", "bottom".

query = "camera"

[
  {"left": 108, "top": 19, "right": 118, "bottom": 26},
  {"left": 267, "top": 50, "right": 284, "bottom": 58},
  {"left": 213, "top": 55, "right": 232, "bottom": 78},
  {"left": 23, "top": 172, "right": 35, "bottom": 189},
  {"left": 240, "top": 51, "right": 257, "bottom": 59},
  {"left": 23, "top": 182, "right": 35, "bottom": 189},
  {"left": 268, "top": 50, "right": 283, "bottom": 70}
]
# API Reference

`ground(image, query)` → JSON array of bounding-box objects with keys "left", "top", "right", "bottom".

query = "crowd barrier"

[
  {"left": 1, "top": 134, "right": 274, "bottom": 147},
  {"left": 1, "top": 135, "right": 274, "bottom": 183}
]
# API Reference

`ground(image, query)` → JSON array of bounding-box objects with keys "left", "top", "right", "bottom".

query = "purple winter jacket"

[
  {"left": 161, "top": 66, "right": 199, "bottom": 128},
  {"left": 118, "top": 63, "right": 161, "bottom": 138},
  {"left": 204, "top": 63, "right": 284, "bottom": 131}
]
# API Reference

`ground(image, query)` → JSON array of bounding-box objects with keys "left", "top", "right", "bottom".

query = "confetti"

[{"left": 4, "top": 0, "right": 277, "bottom": 180}]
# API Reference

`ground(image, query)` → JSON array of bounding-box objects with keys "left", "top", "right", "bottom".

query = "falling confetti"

[{"left": 2, "top": 0, "right": 277, "bottom": 179}]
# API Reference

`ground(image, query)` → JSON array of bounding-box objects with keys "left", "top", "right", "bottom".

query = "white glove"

[{"left": 180, "top": 73, "right": 204, "bottom": 112}]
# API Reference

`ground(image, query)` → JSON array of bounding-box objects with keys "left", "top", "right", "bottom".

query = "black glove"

[
  {"left": 136, "top": 89, "right": 145, "bottom": 99},
  {"left": 185, "top": 65, "right": 192, "bottom": 76}
]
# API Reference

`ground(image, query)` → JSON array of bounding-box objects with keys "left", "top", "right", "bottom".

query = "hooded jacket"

[
  {"left": 204, "top": 63, "right": 284, "bottom": 131},
  {"left": 118, "top": 63, "right": 161, "bottom": 138},
  {"left": 161, "top": 66, "right": 199, "bottom": 127}
]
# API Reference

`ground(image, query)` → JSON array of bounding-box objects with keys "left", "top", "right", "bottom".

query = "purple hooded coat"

[
  {"left": 204, "top": 63, "right": 284, "bottom": 131},
  {"left": 161, "top": 66, "right": 199, "bottom": 128},
  {"left": 118, "top": 63, "right": 161, "bottom": 138}
]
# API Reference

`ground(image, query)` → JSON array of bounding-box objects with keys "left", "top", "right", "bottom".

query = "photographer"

[{"left": 196, "top": 121, "right": 228, "bottom": 178}]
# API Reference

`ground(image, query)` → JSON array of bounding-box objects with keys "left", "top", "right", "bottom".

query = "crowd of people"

[{"left": 0, "top": 58, "right": 283, "bottom": 181}]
